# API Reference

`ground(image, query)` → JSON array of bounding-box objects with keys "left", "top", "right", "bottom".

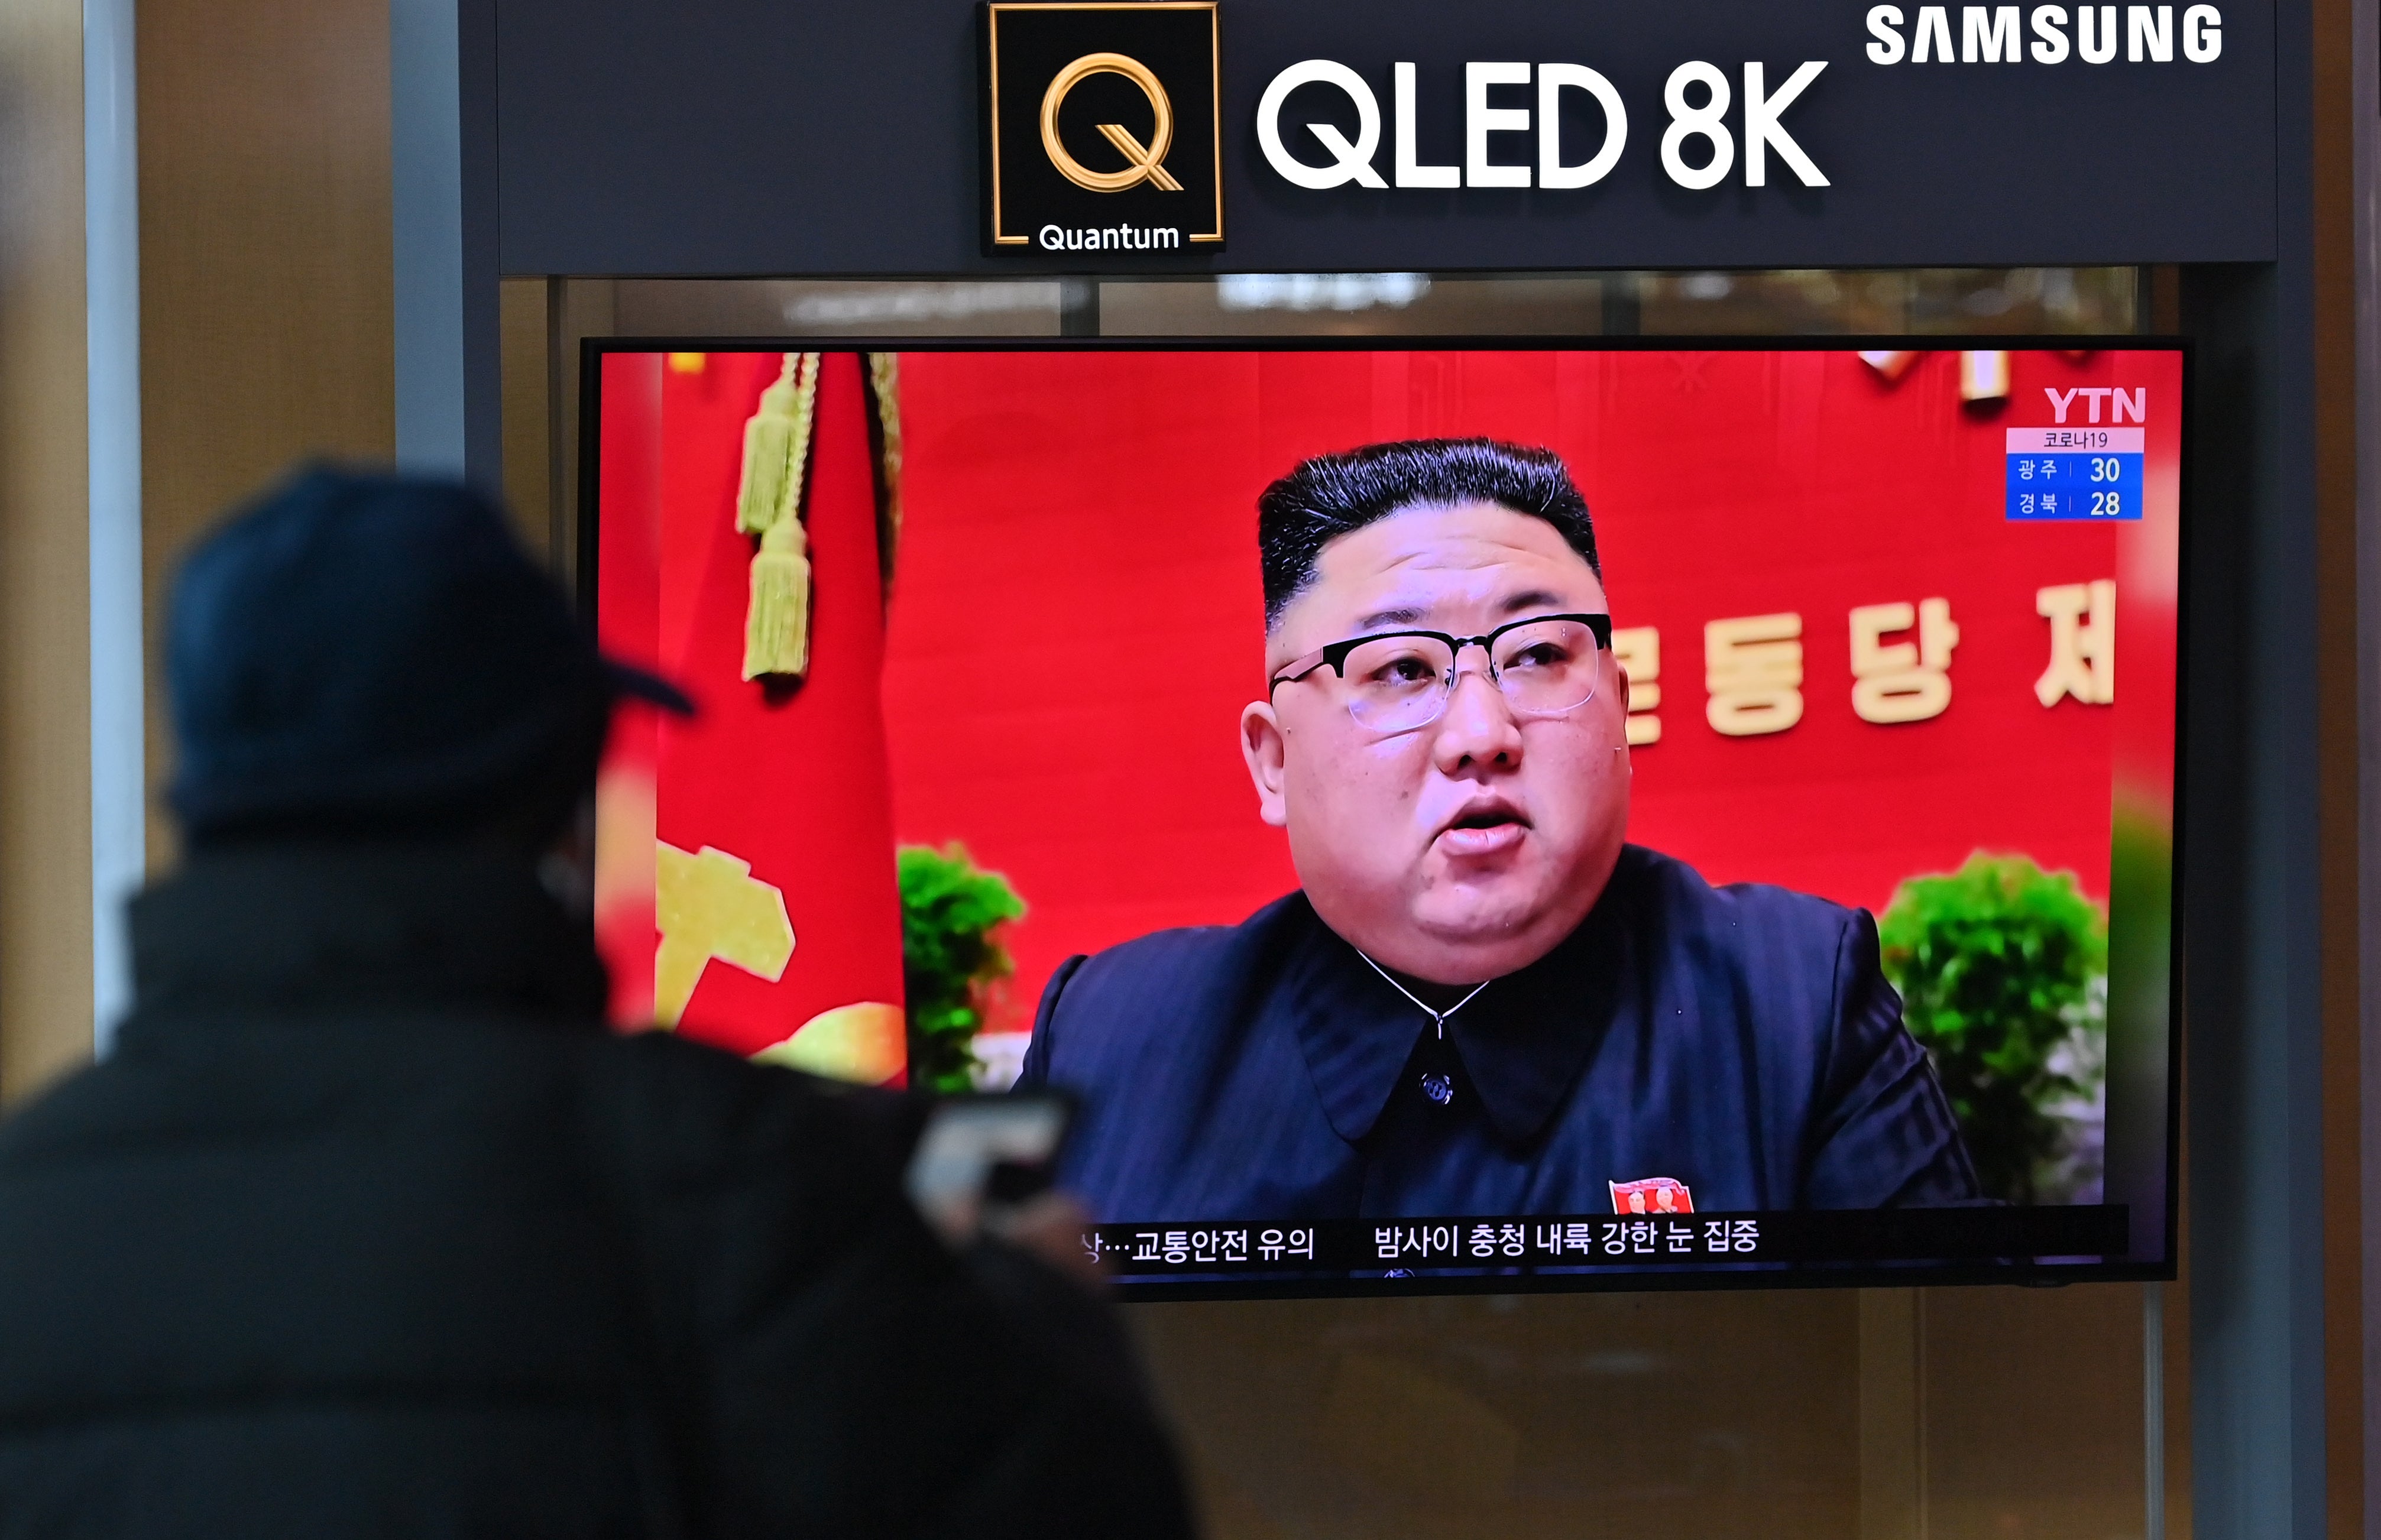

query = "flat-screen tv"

[{"left": 587, "top": 339, "right": 2181, "bottom": 1296}]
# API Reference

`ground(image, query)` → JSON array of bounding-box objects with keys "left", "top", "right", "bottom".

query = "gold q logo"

[{"left": 1039, "top": 52, "right": 1183, "bottom": 192}]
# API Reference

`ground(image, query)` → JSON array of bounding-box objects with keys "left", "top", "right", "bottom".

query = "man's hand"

[{"left": 983, "top": 1192, "right": 1106, "bottom": 1288}]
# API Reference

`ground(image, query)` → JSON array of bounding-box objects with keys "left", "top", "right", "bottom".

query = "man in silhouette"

[{"left": 0, "top": 468, "right": 1190, "bottom": 1538}]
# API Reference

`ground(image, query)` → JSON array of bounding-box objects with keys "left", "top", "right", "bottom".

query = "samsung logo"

[{"left": 1865, "top": 4, "right": 2222, "bottom": 63}]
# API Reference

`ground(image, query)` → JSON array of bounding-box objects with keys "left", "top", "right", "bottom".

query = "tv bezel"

[{"left": 577, "top": 333, "right": 2189, "bottom": 1299}]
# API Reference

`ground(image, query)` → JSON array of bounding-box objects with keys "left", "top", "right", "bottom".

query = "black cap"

[{"left": 167, "top": 466, "right": 689, "bottom": 837}]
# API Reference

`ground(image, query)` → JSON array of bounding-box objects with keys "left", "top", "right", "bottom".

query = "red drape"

[{"left": 597, "top": 351, "right": 906, "bottom": 1072}]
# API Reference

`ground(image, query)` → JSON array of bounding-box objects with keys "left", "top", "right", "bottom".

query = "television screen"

[{"left": 588, "top": 340, "right": 2180, "bottom": 1296}]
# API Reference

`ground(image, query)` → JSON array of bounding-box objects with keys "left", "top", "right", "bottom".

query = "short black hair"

[{"left": 1257, "top": 437, "right": 1599, "bottom": 630}]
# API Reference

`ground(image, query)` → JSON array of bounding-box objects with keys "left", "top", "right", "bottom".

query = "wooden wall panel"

[
  {"left": 137, "top": 0, "right": 395, "bottom": 870},
  {"left": 2311, "top": 0, "right": 2367, "bottom": 1524},
  {"left": 0, "top": 0, "right": 93, "bottom": 1100},
  {"left": 1132, "top": 1289, "right": 1865, "bottom": 1540},
  {"left": 499, "top": 275, "right": 552, "bottom": 562}
]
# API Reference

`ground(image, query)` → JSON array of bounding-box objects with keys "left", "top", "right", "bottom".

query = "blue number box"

[{"left": 2005, "top": 427, "right": 2144, "bottom": 521}]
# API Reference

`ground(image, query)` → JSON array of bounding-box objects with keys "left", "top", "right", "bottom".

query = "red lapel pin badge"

[{"left": 1609, "top": 1177, "right": 1695, "bottom": 1214}]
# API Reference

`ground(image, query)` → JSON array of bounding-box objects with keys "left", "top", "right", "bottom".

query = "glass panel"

[
  {"left": 1096, "top": 268, "right": 2139, "bottom": 337},
  {"left": 1632, "top": 268, "right": 2138, "bottom": 336},
  {"left": 1100, "top": 274, "right": 1606, "bottom": 335},
  {"left": 1132, "top": 1291, "right": 1865, "bottom": 1538},
  {"left": 597, "top": 267, "right": 2140, "bottom": 342},
  {"left": 1919, "top": 1285, "right": 2152, "bottom": 1539},
  {"left": 610, "top": 278, "right": 1071, "bottom": 336},
  {"left": 1131, "top": 1283, "right": 2168, "bottom": 1539}
]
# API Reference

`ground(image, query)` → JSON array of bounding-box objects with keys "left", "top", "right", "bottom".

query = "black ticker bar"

[{"left": 1084, "top": 1206, "right": 2128, "bottom": 1279}]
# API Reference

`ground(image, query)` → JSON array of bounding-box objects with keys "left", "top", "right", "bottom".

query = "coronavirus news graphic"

[{"left": 591, "top": 343, "right": 2182, "bottom": 1297}]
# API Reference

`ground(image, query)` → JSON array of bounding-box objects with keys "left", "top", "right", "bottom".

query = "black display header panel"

[{"left": 494, "top": 0, "right": 2276, "bottom": 276}]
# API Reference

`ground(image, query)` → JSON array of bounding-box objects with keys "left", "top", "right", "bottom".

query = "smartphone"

[{"left": 903, "top": 1091, "right": 1076, "bottom": 1246}]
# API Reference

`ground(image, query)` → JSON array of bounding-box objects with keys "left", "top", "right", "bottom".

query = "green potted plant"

[
  {"left": 1878, "top": 854, "right": 2107, "bottom": 1204},
  {"left": 896, "top": 843, "right": 1026, "bottom": 1095}
]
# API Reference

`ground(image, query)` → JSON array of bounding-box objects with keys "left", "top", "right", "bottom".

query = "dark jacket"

[
  {"left": 0, "top": 844, "right": 1190, "bottom": 1539},
  {"left": 1021, "top": 844, "right": 1979, "bottom": 1223}
]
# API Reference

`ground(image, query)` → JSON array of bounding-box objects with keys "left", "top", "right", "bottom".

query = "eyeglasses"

[{"left": 1267, "top": 613, "right": 1614, "bottom": 735}]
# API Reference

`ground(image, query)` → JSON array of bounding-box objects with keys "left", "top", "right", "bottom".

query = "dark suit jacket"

[
  {"left": 0, "top": 843, "right": 1190, "bottom": 1540},
  {"left": 1019, "top": 844, "right": 1980, "bottom": 1221}
]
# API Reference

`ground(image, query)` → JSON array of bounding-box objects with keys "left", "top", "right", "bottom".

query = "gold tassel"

[
  {"left": 736, "top": 413, "right": 796, "bottom": 537},
  {"left": 743, "top": 520, "right": 811, "bottom": 679},
  {"left": 734, "top": 352, "right": 821, "bottom": 677},
  {"left": 864, "top": 352, "right": 905, "bottom": 600}
]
